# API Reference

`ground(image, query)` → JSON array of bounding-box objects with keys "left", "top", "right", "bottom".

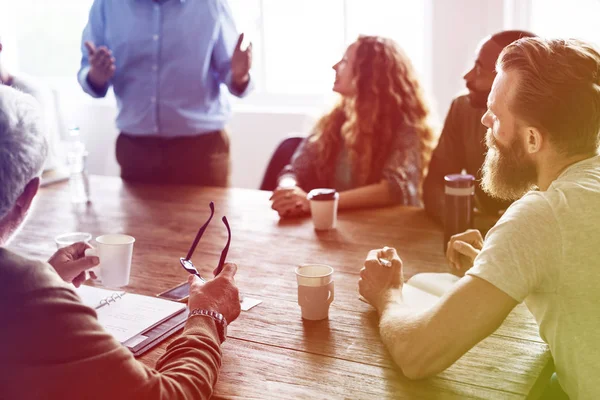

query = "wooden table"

[{"left": 10, "top": 176, "right": 552, "bottom": 399}]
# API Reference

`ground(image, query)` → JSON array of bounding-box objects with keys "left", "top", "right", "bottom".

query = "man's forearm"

[
  {"left": 377, "top": 290, "right": 422, "bottom": 377},
  {"left": 378, "top": 289, "right": 452, "bottom": 380},
  {"left": 152, "top": 317, "right": 223, "bottom": 399},
  {"left": 18, "top": 288, "right": 224, "bottom": 399}
]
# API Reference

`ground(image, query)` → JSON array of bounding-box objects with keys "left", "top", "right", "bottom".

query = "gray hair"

[{"left": 0, "top": 85, "right": 48, "bottom": 219}]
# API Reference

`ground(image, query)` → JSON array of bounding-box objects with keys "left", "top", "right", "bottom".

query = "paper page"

[
  {"left": 75, "top": 285, "right": 124, "bottom": 309},
  {"left": 401, "top": 284, "right": 441, "bottom": 311},
  {"left": 96, "top": 293, "right": 186, "bottom": 343},
  {"left": 405, "top": 273, "right": 459, "bottom": 298},
  {"left": 241, "top": 297, "right": 262, "bottom": 311}
]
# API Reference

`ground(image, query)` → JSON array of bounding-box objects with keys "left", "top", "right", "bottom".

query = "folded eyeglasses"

[{"left": 180, "top": 202, "right": 230, "bottom": 283}]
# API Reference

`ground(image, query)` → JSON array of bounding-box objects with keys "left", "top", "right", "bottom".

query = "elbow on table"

[
  {"left": 398, "top": 359, "right": 436, "bottom": 381},
  {"left": 389, "top": 335, "right": 445, "bottom": 381},
  {"left": 393, "top": 350, "right": 431, "bottom": 380}
]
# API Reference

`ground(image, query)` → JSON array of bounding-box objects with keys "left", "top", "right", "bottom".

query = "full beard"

[{"left": 481, "top": 129, "right": 538, "bottom": 201}]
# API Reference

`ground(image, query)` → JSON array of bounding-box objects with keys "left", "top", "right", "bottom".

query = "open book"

[
  {"left": 360, "top": 273, "right": 460, "bottom": 310},
  {"left": 76, "top": 285, "right": 187, "bottom": 355},
  {"left": 401, "top": 273, "right": 460, "bottom": 310}
]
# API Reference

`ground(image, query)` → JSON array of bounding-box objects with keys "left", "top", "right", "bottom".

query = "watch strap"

[{"left": 188, "top": 308, "right": 227, "bottom": 343}]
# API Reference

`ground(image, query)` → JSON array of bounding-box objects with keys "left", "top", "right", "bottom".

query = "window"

[
  {"left": 229, "top": 0, "right": 427, "bottom": 101},
  {"left": 7, "top": 0, "right": 93, "bottom": 81},
  {"left": 529, "top": 0, "right": 600, "bottom": 45},
  {"left": 5, "top": 1, "right": 427, "bottom": 108}
]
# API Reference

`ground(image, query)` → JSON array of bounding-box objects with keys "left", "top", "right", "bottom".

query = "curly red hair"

[{"left": 309, "top": 36, "right": 435, "bottom": 186}]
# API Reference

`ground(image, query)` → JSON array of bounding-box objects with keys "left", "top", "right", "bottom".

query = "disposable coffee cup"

[
  {"left": 307, "top": 188, "right": 339, "bottom": 230},
  {"left": 84, "top": 234, "right": 135, "bottom": 288},
  {"left": 295, "top": 264, "right": 335, "bottom": 320},
  {"left": 54, "top": 232, "right": 92, "bottom": 249}
]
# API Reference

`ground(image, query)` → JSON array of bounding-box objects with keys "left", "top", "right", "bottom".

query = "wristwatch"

[{"left": 188, "top": 309, "right": 228, "bottom": 343}]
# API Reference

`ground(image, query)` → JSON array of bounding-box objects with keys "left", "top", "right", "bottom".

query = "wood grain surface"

[{"left": 8, "top": 176, "right": 552, "bottom": 399}]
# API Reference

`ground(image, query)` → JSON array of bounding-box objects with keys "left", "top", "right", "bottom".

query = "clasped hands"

[
  {"left": 270, "top": 186, "right": 310, "bottom": 218},
  {"left": 359, "top": 229, "right": 484, "bottom": 312}
]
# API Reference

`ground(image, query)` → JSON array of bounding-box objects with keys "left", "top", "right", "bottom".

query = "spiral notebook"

[{"left": 76, "top": 285, "right": 187, "bottom": 349}]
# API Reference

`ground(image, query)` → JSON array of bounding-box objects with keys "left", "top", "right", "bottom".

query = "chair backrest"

[{"left": 259, "top": 136, "right": 303, "bottom": 191}]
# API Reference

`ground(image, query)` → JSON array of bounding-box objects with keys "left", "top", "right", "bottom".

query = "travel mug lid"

[
  {"left": 444, "top": 174, "right": 475, "bottom": 188},
  {"left": 307, "top": 188, "right": 338, "bottom": 201}
]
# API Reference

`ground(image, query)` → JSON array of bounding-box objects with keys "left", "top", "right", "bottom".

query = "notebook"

[
  {"left": 125, "top": 309, "right": 189, "bottom": 357},
  {"left": 76, "top": 285, "right": 187, "bottom": 346}
]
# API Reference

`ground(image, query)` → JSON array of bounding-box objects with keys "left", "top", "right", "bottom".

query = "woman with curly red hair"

[{"left": 270, "top": 36, "right": 436, "bottom": 217}]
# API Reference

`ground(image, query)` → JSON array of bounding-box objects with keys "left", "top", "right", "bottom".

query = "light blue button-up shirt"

[{"left": 78, "top": 0, "right": 253, "bottom": 137}]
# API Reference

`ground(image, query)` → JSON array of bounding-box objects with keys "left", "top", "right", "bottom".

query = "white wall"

[
  {"left": 226, "top": 106, "right": 316, "bottom": 188},
  {"left": 68, "top": 111, "right": 302, "bottom": 189},
  {"left": 66, "top": 98, "right": 317, "bottom": 189},
  {"left": 431, "top": 0, "right": 505, "bottom": 120}
]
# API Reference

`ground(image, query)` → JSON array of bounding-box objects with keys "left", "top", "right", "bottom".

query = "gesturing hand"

[
  {"left": 231, "top": 33, "right": 252, "bottom": 89},
  {"left": 85, "top": 41, "right": 116, "bottom": 89}
]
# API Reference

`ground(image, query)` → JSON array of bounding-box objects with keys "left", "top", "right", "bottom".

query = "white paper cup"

[
  {"left": 85, "top": 234, "right": 135, "bottom": 288},
  {"left": 307, "top": 189, "right": 339, "bottom": 231},
  {"left": 295, "top": 264, "right": 335, "bottom": 320},
  {"left": 54, "top": 232, "right": 92, "bottom": 249}
]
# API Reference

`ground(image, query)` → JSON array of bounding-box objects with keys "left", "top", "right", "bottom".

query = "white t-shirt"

[{"left": 467, "top": 155, "right": 600, "bottom": 399}]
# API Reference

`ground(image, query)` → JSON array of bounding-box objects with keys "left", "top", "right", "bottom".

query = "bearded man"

[
  {"left": 423, "top": 30, "right": 536, "bottom": 225},
  {"left": 359, "top": 37, "right": 600, "bottom": 400}
]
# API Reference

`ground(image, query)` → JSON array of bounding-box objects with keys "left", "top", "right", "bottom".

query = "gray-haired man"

[{"left": 0, "top": 85, "right": 242, "bottom": 399}]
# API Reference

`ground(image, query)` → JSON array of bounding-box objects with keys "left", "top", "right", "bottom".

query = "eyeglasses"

[{"left": 180, "top": 202, "right": 231, "bottom": 283}]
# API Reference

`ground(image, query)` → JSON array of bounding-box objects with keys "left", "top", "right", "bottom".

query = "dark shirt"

[
  {"left": 423, "top": 94, "right": 511, "bottom": 224},
  {"left": 280, "top": 125, "right": 423, "bottom": 206},
  {"left": 0, "top": 248, "right": 222, "bottom": 400}
]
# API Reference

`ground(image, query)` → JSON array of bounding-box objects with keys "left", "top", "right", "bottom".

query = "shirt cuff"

[
  {"left": 225, "top": 70, "right": 254, "bottom": 98},
  {"left": 78, "top": 66, "right": 109, "bottom": 98}
]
